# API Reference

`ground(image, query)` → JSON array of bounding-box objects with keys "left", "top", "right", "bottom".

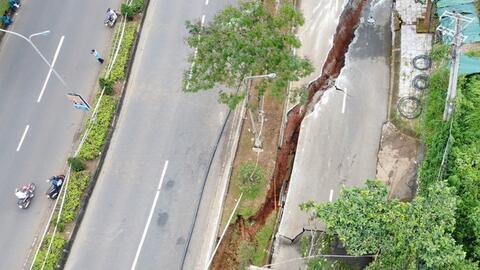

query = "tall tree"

[
  {"left": 302, "top": 180, "right": 477, "bottom": 269},
  {"left": 183, "top": 1, "right": 313, "bottom": 109}
]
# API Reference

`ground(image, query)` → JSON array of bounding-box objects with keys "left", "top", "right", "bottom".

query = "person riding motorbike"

[
  {"left": 48, "top": 175, "right": 63, "bottom": 188},
  {"left": 105, "top": 8, "right": 117, "bottom": 25},
  {"left": 15, "top": 188, "right": 28, "bottom": 199}
]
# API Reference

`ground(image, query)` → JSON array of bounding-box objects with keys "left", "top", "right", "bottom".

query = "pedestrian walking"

[{"left": 90, "top": 49, "right": 104, "bottom": 64}]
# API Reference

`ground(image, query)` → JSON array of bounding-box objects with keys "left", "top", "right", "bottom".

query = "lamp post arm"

[{"left": 0, "top": 28, "right": 69, "bottom": 89}]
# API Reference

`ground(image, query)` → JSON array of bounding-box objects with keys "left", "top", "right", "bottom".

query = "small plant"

[
  {"left": 121, "top": 0, "right": 144, "bottom": 20},
  {"left": 68, "top": 157, "right": 86, "bottom": 172},
  {"left": 60, "top": 171, "right": 90, "bottom": 224},
  {"left": 236, "top": 161, "right": 266, "bottom": 199},
  {"left": 99, "top": 77, "right": 114, "bottom": 95}
]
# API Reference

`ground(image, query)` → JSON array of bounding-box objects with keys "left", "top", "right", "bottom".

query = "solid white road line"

[
  {"left": 16, "top": 125, "right": 30, "bottom": 152},
  {"left": 341, "top": 87, "right": 348, "bottom": 114},
  {"left": 131, "top": 160, "right": 169, "bottom": 270},
  {"left": 329, "top": 189, "right": 334, "bottom": 202},
  {"left": 37, "top": 35, "right": 65, "bottom": 103}
]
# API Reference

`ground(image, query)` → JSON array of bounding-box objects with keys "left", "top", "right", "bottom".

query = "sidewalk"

[{"left": 271, "top": 0, "right": 392, "bottom": 268}]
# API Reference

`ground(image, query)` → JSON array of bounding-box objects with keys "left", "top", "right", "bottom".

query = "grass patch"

[
  {"left": 235, "top": 161, "right": 266, "bottom": 199},
  {"left": 32, "top": 234, "right": 65, "bottom": 270},
  {"left": 78, "top": 95, "right": 117, "bottom": 160},
  {"left": 0, "top": 0, "right": 8, "bottom": 17},
  {"left": 251, "top": 212, "right": 276, "bottom": 265}
]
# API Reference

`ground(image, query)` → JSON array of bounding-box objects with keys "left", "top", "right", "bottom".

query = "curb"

[
  {"left": 56, "top": 1, "right": 152, "bottom": 267},
  {"left": 198, "top": 98, "right": 246, "bottom": 269}
]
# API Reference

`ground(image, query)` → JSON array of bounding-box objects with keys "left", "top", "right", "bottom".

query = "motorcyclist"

[
  {"left": 105, "top": 8, "right": 117, "bottom": 24},
  {"left": 15, "top": 187, "right": 29, "bottom": 200},
  {"left": 48, "top": 176, "right": 63, "bottom": 188}
]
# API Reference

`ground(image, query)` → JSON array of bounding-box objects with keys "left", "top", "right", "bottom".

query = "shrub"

[
  {"left": 99, "top": 77, "right": 114, "bottom": 95},
  {"left": 68, "top": 157, "right": 86, "bottom": 172},
  {"left": 108, "top": 22, "right": 137, "bottom": 82},
  {"left": 32, "top": 234, "right": 65, "bottom": 270},
  {"left": 236, "top": 161, "right": 266, "bottom": 199},
  {"left": 60, "top": 171, "right": 90, "bottom": 224},
  {"left": 78, "top": 95, "right": 116, "bottom": 160},
  {"left": 121, "top": 0, "right": 144, "bottom": 20}
]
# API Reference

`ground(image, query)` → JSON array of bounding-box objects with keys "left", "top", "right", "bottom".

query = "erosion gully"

[{"left": 212, "top": 0, "right": 368, "bottom": 266}]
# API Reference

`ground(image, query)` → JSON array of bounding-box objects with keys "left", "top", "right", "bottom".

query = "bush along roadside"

[
  {"left": 31, "top": 6, "right": 143, "bottom": 270},
  {"left": 418, "top": 44, "right": 480, "bottom": 264}
]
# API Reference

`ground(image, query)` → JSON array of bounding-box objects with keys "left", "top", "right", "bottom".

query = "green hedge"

[
  {"left": 121, "top": 0, "right": 144, "bottom": 20},
  {"left": 60, "top": 171, "right": 91, "bottom": 226},
  {"left": 419, "top": 51, "right": 480, "bottom": 262},
  {"left": 108, "top": 22, "right": 137, "bottom": 82},
  {"left": 447, "top": 76, "right": 480, "bottom": 261},
  {"left": 32, "top": 234, "right": 65, "bottom": 270},
  {"left": 78, "top": 95, "right": 116, "bottom": 160},
  {"left": 418, "top": 67, "right": 450, "bottom": 189}
]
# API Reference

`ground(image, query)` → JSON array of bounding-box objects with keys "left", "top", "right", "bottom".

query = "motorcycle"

[
  {"left": 15, "top": 183, "right": 36, "bottom": 209},
  {"left": 104, "top": 8, "right": 119, "bottom": 28},
  {"left": 46, "top": 175, "right": 65, "bottom": 200}
]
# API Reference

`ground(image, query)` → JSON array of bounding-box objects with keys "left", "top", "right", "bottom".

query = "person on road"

[
  {"left": 15, "top": 188, "right": 28, "bottom": 200},
  {"left": 90, "top": 49, "right": 104, "bottom": 64},
  {"left": 8, "top": 0, "right": 20, "bottom": 12},
  {"left": 1, "top": 12, "right": 12, "bottom": 26},
  {"left": 105, "top": 8, "right": 117, "bottom": 23}
]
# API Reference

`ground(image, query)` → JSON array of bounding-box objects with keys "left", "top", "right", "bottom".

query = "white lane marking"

[
  {"left": 329, "top": 189, "right": 334, "bottom": 202},
  {"left": 37, "top": 36, "right": 65, "bottom": 103},
  {"left": 131, "top": 160, "right": 169, "bottom": 270},
  {"left": 205, "top": 0, "right": 209, "bottom": 5},
  {"left": 201, "top": 14, "right": 206, "bottom": 26},
  {"left": 341, "top": 87, "right": 348, "bottom": 114},
  {"left": 16, "top": 125, "right": 30, "bottom": 152},
  {"left": 185, "top": 48, "right": 198, "bottom": 90}
]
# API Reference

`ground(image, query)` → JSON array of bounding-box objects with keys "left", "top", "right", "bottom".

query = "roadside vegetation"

[
  {"left": 183, "top": 0, "right": 313, "bottom": 268},
  {"left": 31, "top": 2, "right": 143, "bottom": 269},
  {"left": 300, "top": 37, "right": 480, "bottom": 269}
]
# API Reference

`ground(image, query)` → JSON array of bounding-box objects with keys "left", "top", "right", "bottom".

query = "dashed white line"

[
  {"left": 16, "top": 125, "right": 30, "bottom": 152},
  {"left": 37, "top": 35, "right": 65, "bottom": 103},
  {"left": 205, "top": 0, "right": 209, "bottom": 5},
  {"left": 329, "top": 189, "right": 334, "bottom": 202},
  {"left": 201, "top": 14, "right": 206, "bottom": 26},
  {"left": 341, "top": 87, "right": 348, "bottom": 114},
  {"left": 131, "top": 160, "right": 169, "bottom": 270}
]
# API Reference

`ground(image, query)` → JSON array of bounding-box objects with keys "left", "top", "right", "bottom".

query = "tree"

[
  {"left": 183, "top": 1, "right": 313, "bottom": 109},
  {"left": 301, "top": 180, "right": 477, "bottom": 269}
]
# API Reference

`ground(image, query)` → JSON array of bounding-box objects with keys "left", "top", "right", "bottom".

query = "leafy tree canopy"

[
  {"left": 183, "top": 1, "right": 313, "bottom": 109},
  {"left": 302, "top": 180, "right": 478, "bottom": 269}
]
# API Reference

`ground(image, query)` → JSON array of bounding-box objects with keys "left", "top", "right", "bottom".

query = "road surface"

[
  {"left": 0, "top": 0, "right": 121, "bottom": 268},
  {"left": 65, "top": 0, "right": 236, "bottom": 269},
  {"left": 273, "top": 0, "right": 392, "bottom": 268}
]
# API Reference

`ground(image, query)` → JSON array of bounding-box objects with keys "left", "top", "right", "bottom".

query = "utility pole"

[
  {"left": 436, "top": 11, "right": 473, "bottom": 121},
  {"left": 244, "top": 73, "right": 276, "bottom": 152}
]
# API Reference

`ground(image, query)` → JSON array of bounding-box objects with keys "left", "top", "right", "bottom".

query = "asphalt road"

[
  {"left": 65, "top": 0, "right": 235, "bottom": 269},
  {"left": 0, "top": 0, "right": 121, "bottom": 268},
  {"left": 273, "top": 0, "right": 392, "bottom": 268}
]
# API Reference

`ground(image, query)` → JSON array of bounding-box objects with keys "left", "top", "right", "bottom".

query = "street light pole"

[
  {"left": 0, "top": 28, "right": 69, "bottom": 90},
  {"left": 244, "top": 73, "right": 276, "bottom": 151}
]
